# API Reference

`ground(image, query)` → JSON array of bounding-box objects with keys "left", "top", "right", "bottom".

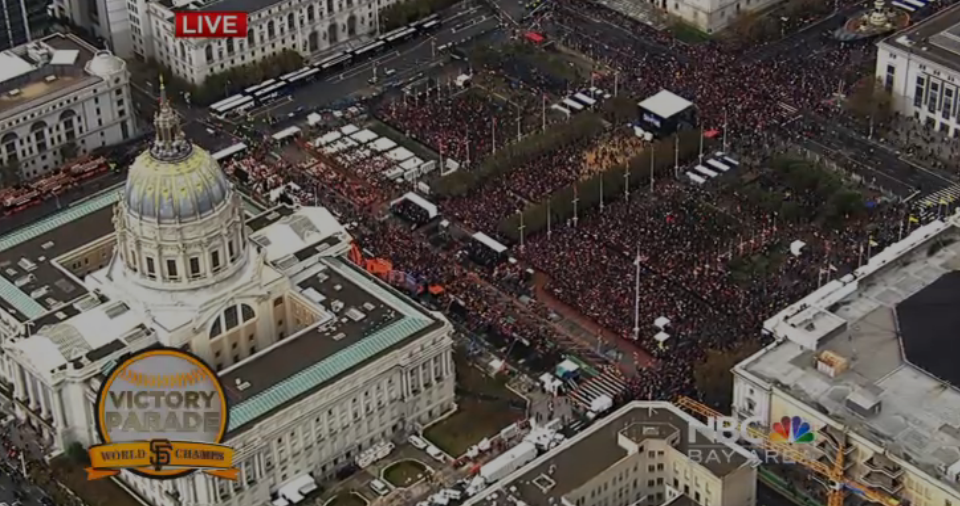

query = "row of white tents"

[
  {"left": 550, "top": 87, "right": 611, "bottom": 117},
  {"left": 311, "top": 124, "right": 437, "bottom": 183}
]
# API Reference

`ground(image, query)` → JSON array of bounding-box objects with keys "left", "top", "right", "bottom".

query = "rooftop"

[
  {"left": 0, "top": 190, "right": 119, "bottom": 324},
  {"left": 157, "top": 0, "right": 288, "bottom": 15},
  {"left": 222, "top": 256, "right": 443, "bottom": 438},
  {"left": 466, "top": 402, "right": 754, "bottom": 506},
  {"left": 881, "top": 3, "right": 960, "bottom": 75},
  {"left": 638, "top": 90, "right": 694, "bottom": 120},
  {"left": 742, "top": 217, "right": 960, "bottom": 491},
  {"left": 0, "top": 33, "right": 100, "bottom": 118}
]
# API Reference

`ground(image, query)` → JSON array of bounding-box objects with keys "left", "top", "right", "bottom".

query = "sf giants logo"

[{"left": 150, "top": 440, "right": 173, "bottom": 471}]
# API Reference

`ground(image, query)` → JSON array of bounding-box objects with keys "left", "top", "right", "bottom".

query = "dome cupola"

[{"left": 115, "top": 78, "right": 248, "bottom": 290}]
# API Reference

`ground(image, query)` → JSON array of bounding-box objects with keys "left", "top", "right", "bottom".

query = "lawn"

[
  {"left": 326, "top": 492, "right": 369, "bottom": 506},
  {"left": 423, "top": 356, "right": 527, "bottom": 457},
  {"left": 383, "top": 459, "right": 429, "bottom": 488},
  {"left": 49, "top": 456, "right": 144, "bottom": 506}
]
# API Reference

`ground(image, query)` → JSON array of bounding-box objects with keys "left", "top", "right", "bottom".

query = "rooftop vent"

[
  {"left": 104, "top": 302, "right": 129, "bottom": 319},
  {"left": 14, "top": 274, "right": 35, "bottom": 287},
  {"left": 29, "top": 286, "right": 49, "bottom": 299},
  {"left": 41, "top": 241, "right": 54, "bottom": 250},
  {"left": 235, "top": 378, "right": 251, "bottom": 391},
  {"left": 332, "top": 332, "right": 346, "bottom": 341},
  {"left": 44, "top": 75, "right": 56, "bottom": 83},
  {"left": 55, "top": 311, "right": 67, "bottom": 320},
  {"left": 17, "top": 258, "right": 36, "bottom": 271},
  {"left": 7, "top": 89, "right": 20, "bottom": 97},
  {"left": 817, "top": 350, "right": 849, "bottom": 378},
  {"left": 345, "top": 308, "right": 366, "bottom": 321}
]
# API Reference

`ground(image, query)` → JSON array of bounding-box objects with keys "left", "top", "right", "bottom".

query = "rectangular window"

[
  {"left": 885, "top": 65, "right": 895, "bottom": 91},
  {"left": 944, "top": 87, "right": 955, "bottom": 118},
  {"left": 211, "top": 250, "right": 221, "bottom": 271},
  {"left": 930, "top": 81, "right": 940, "bottom": 113},
  {"left": 915, "top": 75, "right": 927, "bottom": 108},
  {"left": 145, "top": 257, "right": 156, "bottom": 278},
  {"left": 189, "top": 257, "right": 201, "bottom": 277},
  {"left": 228, "top": 240, "right": 237, "bottom": 261},
  {"left": 166, "top": 259, "right": 178, "bottom": 278},
  {"left": 224, "top": 306, "right": 239, "bottom": 329}
]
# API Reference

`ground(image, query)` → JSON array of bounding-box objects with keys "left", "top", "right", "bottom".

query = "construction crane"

[{"left": 674, "top": 397, "right": 903, "bottom": 506}]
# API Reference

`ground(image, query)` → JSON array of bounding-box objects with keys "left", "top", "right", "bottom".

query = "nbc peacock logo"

[{"left": 770, "top": 416, "right": 816, "bottom": 443}]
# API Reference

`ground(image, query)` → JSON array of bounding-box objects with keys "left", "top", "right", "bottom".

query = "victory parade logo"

[{"left": 87, "top": 349, "right": 237, "bottom": 481}]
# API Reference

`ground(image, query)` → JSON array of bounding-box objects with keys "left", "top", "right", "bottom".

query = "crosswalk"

[
  {"left": 892, "top": 0, "right": 931, "bottom": 12},
  {"left": 568, "top": 367, "right": 626, "bottom": 411},
  {"left": 915, "top": 183, "right": 960, "bottom": 221}
]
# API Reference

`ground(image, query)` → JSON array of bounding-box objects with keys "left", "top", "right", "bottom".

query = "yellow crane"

[{"left": 674, "top": 397, "right": 903, "bottom": 506}]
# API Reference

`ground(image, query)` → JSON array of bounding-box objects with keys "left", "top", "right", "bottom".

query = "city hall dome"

[
  {"left": 122, "top": 82, "right": 232, "bottom": 223},
  {"left": 115, "top": 78, "right": 248, "bottom": 290}
]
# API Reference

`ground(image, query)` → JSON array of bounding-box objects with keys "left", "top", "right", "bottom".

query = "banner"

[{"left": 86, "top": 440, "right": 237, "bottom": 480}]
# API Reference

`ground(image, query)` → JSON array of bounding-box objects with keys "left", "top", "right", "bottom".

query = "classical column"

[
  {"left": 37, "top": 383, "right": 49, "bottom": 419},
  {"left": 27, "top": 375, "right": 39, "bottom": 411},
  {"left": 13, "top": 364, "right": 26, "bottom": 402},
  {"left": 52, "top": 390, "right": 65, "bottom": 428}
]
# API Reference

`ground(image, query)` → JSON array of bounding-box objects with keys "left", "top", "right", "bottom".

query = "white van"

[{"left": 369, "top": 479, "right": 390, "bottom": 496}]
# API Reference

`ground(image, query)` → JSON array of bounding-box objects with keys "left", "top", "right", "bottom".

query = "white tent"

[
  {"left": 340, "top": 124, "right": 360, "bottom": 135},
  {"left": 370, "top": 137, "right": 398, "bottom": 152},
  {"left": 350, "top": 129, "right": 379, "bottom": 144},
  {"left": 790, "top": 240, "right": 807, "bottom": 257},
  {"left": 386, "top": 147, "right": 415, "bottom": 162},
  {"left": 654, "top": 317, "right": 670, "bottom": 329},
  {"left": 654, "top": 332, "right": 670, "bottom": 349},
  {"left": 314, "top": 131, "right": 341, "bottom": 146}
]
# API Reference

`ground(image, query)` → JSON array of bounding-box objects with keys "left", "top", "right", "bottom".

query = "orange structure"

[{"left": 674, "top": 397, "right": 902, "bottom": 506}]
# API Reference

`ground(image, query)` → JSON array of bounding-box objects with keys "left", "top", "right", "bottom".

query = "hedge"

[
  {"left": 433, "top": 112, "right": 605, "bottom": 197},
  {"left": 497, "top": 129, "right": 706, "bottom": 242}
]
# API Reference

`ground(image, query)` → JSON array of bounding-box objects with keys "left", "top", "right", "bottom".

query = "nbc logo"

[{"left": 770, "top": 416, "right": 816, "bottom": 443}]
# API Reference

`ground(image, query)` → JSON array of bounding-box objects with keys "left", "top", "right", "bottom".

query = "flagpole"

[
  {"left": 649, "top": 147, "right": 655, "bottom": 192},
  {"left": 614, "top": 71, "right": 619, "bottom": 97},
  {"left": 547, "top": 199, "right": 552, "bottom": 239},
  {"left": 698, "top": 126, "right": 704, "bottom": 164},
  {"left": 722, "top": 110, "right": 728, "bottom": 153},
  {"left": 599, "top": 176, "right": 604, "bottom": 212},
  {"left": 541, "top": 94, "right": 546, "bottom": 132},
  {"left": 633, "top": 247, "right": 641, "bottom": 340},
  {"left": 674, "top": 136, "right": 680, "bottom": 178},
  {"left": 624, "top": 163, "right": 630, "bottom": 199},
  {"left": 492, "top": 119, "right": 496, "bottom": 154}
]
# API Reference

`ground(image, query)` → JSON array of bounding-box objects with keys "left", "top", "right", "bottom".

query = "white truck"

[{"left": 479, "top": 442, "right": 538, "bottom": 483}]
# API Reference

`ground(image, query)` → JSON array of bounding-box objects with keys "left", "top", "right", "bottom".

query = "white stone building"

[
  {"left": 876, "top": 4, "right": 960, "bottom": 136},
  {"left": 732, "top": 215, "right": 960, "bottom": 506},
  {"left": 0, "top": 85, "right": 456, "bottom": 506},
  {"left": 0, "top": 33, "right": 136, "bottom": 179},
  {"left": 464, "top": 401, "right": 759, "bottom": 506}
]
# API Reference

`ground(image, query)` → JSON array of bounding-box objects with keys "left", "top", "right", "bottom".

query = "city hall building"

[
  {"left": 0, "top": 85, "right": 455, "bottom": 506},
  {"left": 876, "top": 4, "right": 960, "bottom": 136}
]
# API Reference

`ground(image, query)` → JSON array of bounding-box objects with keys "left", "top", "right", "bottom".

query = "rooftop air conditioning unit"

[
  {"left": 8, "top": 89, "right": 21, "bottom": 97},
  {"left": 44, "top": 75, "right": 57, "bottom": 83}
]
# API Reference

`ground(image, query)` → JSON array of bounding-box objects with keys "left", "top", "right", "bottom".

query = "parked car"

[
  {"left": 426, "top": 445, "right": 446, "bottom": 462},
  {"left": 408, "top": 435, "right": 428, "bottom": 449},
  {"left": 369, "top": 479, "right": 390, "bottom": 496}
]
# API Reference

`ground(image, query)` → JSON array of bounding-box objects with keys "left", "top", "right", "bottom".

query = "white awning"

[
  {"left": 638, "top": 90, "right": 693, "bottom": 119},
  {"left": 307, "top": 113, "right": 322, "bottom": 126},
  {"left": 393, "top": 192, "right": 438, "bottom": 218},
  {"left": 654, "top": 317, "right": 670, "bottom": 329},
  {"left": 271, "top": 126, "right": 301, "bottom": 141},
  {"left": 472, "top": 232, "right": 507, "bottom": 254},
  {"left": 340, "top": 124, "right": 360, "bottom": 135},
  {"left": 654, "top": 332, "right": 670, "bottom": 343},
  {"left": 278, "top": 475, "right": 317, "bottom": 504}
]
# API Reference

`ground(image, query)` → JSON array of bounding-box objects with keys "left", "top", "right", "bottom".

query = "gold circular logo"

[{"left": 95, "top": 349, "right": 228, "bottom": 480}]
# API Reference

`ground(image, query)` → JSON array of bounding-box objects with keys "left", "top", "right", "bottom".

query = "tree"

[
  {"left": 727, "top": 12, "right": 779, "bottom": 44},
  {"left": 60, "top": 142, "right": 78, "bottom": 163},
  {"left": 66, "top": 441, "right": 89, "bottom": 465},
  {"left": 845, "top": 78, "right": 894, "bottom": 126},
  {"left": 694, "top": 343, "right": 762, "bottom": 408},
  {"left": 0, "top": 160, "right": 21, "bottom": 189}
]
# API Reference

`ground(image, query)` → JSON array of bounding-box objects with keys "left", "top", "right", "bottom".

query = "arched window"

[
  {"left": 30, "top": 121, "right": 47, "bottom": 133},
  {"left": 210, "top": 319, "right": 222, "bottom": 338},
  {"left": 205, "top": 45, "right": 214, "bottom": 63},
  {"left": 209, "top": 303, "right": 256, "bottom": 339},
  {"left": 287, "top": 12, "right": 295, "bottom": 30}
]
